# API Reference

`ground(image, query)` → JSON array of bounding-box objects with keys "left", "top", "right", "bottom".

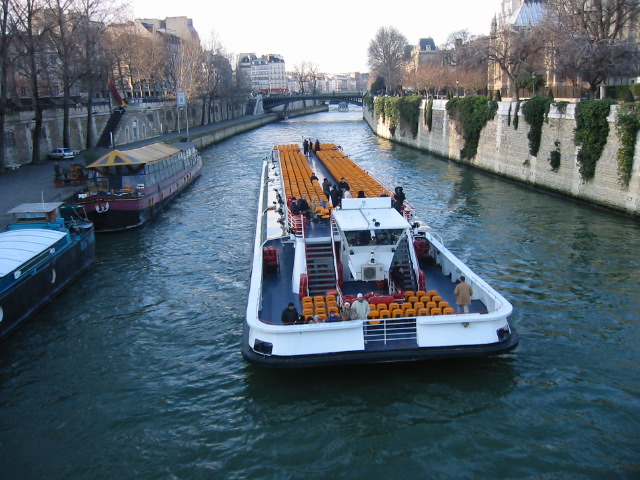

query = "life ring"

[{"left": 96, "top": 202, "right": 109, "bottom": 213}]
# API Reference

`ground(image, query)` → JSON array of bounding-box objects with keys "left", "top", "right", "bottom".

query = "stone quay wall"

[{"left": 364, "top": 100, "right": 640, "bottom": 217}]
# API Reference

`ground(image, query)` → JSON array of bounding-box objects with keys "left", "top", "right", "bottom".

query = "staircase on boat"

[
  {"left": 305, "top": 239, "right": 336, "bottom": 297},
  {"left": 391, "top": 235, "right": 418, "bottom": 292}
]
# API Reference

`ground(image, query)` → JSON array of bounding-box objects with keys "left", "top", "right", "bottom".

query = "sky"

[{"left": 130, "top": 0, "right": 501, "bottom": 74}]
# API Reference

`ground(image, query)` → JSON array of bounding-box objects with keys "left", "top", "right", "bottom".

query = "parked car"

[{"left": 49, "top": 148, "right": 75, "bottom": 160}]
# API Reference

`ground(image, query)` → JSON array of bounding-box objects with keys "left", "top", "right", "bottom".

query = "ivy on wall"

[
  {"left": 549, "top": 140, "right": 561, "bottom": 171},
  {"left": 615, "top": 103, "right": 639, "bottom": 186},
  {"left": 424, "top": 98, "right": 434, "bottom": 131},
  {"left": 513, "top": 101, "right": 520, "bottom": 130},
  {"left": 522, "top": 96, "right": 553, "bottom": 156},
  {"left": 373, "top": 95, "right": 423, "bottom": 138},
  {"left": 364, "top": 93, "right": 374, "bottom": 113},
  {"left": 445, "top": 96, "right": 498, "bottom": 159},
  {"left": 574, "top": 100, "right": 616, "bottom": 181}
]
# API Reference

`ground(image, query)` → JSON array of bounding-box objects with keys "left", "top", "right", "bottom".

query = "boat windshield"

[{"left": 344, "top": 228, "right": 404, "bottom": 246}]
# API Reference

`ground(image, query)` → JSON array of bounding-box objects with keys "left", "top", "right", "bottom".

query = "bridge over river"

[{"left": 260, "top": 92, "right": 363, "bottom": 112}]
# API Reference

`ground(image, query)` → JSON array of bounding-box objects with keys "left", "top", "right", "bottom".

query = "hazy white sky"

[{"left": 130, "top": 0, "right": 500, "bottom": 73}]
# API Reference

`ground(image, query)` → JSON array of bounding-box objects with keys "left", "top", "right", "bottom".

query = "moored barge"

[{"left": 76, "top": 142, "right": 202, "bottom": 232}]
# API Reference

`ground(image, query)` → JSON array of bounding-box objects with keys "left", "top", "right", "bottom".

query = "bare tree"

[
  {"left": 479, "top": 25, "right": 546, "bottom": 101},
  {"left": 368, "top": 26, "right": 409, "bottom": 93},
  {"left": 11, "top": 0, "right": 55, "bottom": 164},
  {"left": 201, "top": 31, "right": 230, "bottom": 124},
  {"left": 0, "top": 0, "right": 14, "bottom": 170},
  {"left": 543, "top": 0, "right": 640, "bottom": 97}
]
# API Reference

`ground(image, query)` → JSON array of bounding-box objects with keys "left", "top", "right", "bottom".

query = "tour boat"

[
  {"left": 242, "top": 143, "right": 519, "bottom": 367},
  {"left": 76, "top": 141, "right": 202, "bottom": 232},
  {"left": 0, "top": 203, "right": 95, "bottom": 342}
]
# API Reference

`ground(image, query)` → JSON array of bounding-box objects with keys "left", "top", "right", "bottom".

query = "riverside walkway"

[{"left": 0, "top": 114, "right": 276, "bottom": 228}]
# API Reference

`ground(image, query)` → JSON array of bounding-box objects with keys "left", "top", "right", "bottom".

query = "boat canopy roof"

[
  {"left": 0, "top": 229, "right": 67, "bottom": 277},
  {"left": 334, "top": 198, "right": 410, "bottom": 232},
  {"left": 87, "top": 142, "right": 182, "bottom": 168}
]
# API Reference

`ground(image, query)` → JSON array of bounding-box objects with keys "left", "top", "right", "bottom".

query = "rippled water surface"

[{"left": 1, "top": 109, "right": 639, "bottom": 479}]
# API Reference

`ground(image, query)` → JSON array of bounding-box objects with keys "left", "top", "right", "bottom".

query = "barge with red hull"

[{"left": 76, "top": 142, "right": 202, "bottom": 232}]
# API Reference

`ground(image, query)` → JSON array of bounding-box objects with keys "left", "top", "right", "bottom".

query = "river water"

[{"left": 1, "top": 108, "right": 638, "bottom": 479}]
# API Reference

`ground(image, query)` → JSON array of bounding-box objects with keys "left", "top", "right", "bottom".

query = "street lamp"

[{"left": 456, "top": 79, "right": 459, "bottom": 97}]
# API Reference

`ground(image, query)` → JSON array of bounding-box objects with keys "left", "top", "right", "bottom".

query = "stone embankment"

[{"left": 364, "top": 100, "right": 640, "bottom": 217}]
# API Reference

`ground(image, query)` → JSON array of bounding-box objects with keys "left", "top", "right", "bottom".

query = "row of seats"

[
  {"left": 302, "top": 295, "right": 340, "bottom": 317},
  {"left": 315, "top": 147, "right": 391, "bottom": 198},
  {"left": 276, "top": 147, "right": 324, "bottom": 203}
]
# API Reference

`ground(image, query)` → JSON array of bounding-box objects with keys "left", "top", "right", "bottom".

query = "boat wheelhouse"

[
  {"left": 0, "top": 203, "right": 95, "bottom": 342},
  {"left": 242, "top": 143, "right": 518, "bottom": 367},
  {"left": 76, "top": 142, "right": 202, "bottom": 232}
]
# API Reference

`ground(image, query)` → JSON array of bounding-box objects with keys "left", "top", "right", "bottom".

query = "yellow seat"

[
  {"left": 318, "top": 313, "right": 327, "bottom": 320},
  {"left": 401, "top": 302, "right": 412, "bottom": 311},
  {"left": 368, "top": 310, "right": 380, "bottom": 319},
  {"left": 389, "top": 302, "right": 400, "bottom": 312},
  {"left": 419, "top": 295, "right": 430, "bottom": 304},
  {"left": 426, "top": 301, "right": 437, "bottom": 311},
  {"left": 376, "top": 303, "right": 388, "bottom": 311},
  {"left": 379, "top": 310, "right": 390, "bottom": 319},
  {"left": 326, "top": 294, "right": 336, "bottom": 303},
  {"left": 442, "top": 307, "right": 455, "bottom": 315},
  {"left": 413, "top": 302, "right": 425, "bottom": 311},
  {"left": 432, "top": 295, "right": 443, "bottom": 305},
  {"left": 314, "top": 296, "right": 325, "bottom": 304},
  {"left": 392, "top": 310, "right": 403, "bottom": 318},
  {"left": 403, "top": 291, "right": 415, "bottom": 300},
  {"left": 439, "top": 301, "right": 450, "bottom": 311},
  {"left": 302, "top": 307, "right": 314, "bottom": 317},
  {"left": 427, "top": 290, "right": 438, "bottom": 298},
  {"left": 417, "top": 308, "right": 429, "bottom": 316},
  {"left": 408, "top": 296, "right": 419, "bottom": 305},
  {"left": 405, "top": 308, "right": 416, "bottom": 317},
  {"left": 431, "top": 308, "right": 442, "bottom": 316},
  {"left": 415, "top": 290, "right": 426, "bottom": 298}
]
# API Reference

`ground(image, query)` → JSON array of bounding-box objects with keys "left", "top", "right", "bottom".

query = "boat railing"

[{"left": 363, "top": 317, "right": 417, "bottom": 345}]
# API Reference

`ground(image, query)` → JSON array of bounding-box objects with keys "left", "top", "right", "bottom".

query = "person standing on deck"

[
  {"left": 281, "top": 302, "right": 299, "bottom": 324},
  {"left": 342, "top": 187, "right": 353, "bottom": 199},
  {"left": 329, "top": 185, "right": 342, "bottom": 208},
  {"left": 341, "top": 302, "right": 356, "bottom": 320},
  {"left": 314, "top": 139, "right": 320, "bottom": 152},
  {"left": 322, "top": 178, "right": 331, "bottom": 199},
  {"left": 454, "top": 276, "right": 473, "bottom": 314},
  {"left": 352, "top": 293, "right": 370, "bottom": 320},
  {"left": 303, "top": 139, "right": 309, "bottom": 156},
  {"left": 338, "top": 177, "right": 350, "bottom": 192}
]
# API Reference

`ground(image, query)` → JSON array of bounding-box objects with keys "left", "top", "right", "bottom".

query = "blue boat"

[{"left": 0, "top": 202, "right": 95, "bottom": 342}]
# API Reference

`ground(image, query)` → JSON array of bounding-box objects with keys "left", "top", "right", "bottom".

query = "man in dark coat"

[
  {"left": 281, "top": 303, "right": 299, "bottom": 324},
  {"left": 329, "top": 185, "right": 342, "bottom": 208}
]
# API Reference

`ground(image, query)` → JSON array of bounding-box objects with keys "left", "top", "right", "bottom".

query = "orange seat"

[
  {"left": 392, "top": 310, "right": 403, "bottom": 318},
  {"left": 431, "top": 308, "right": 442, "bottom": 316},
  {"left": 432, "top": 295, "right": 443, "bottom": 305},
  {"left": 426, "top": 301, "right": 437, "bottom": 311},
  {"left": 401, "top": 302, "right": 412, "bottom": 311},
  {"left": 417, "top": 308, "right": 429, "bottom": 316},
  {"left": 379, "top": 310, "right": 390, "bottom": 319},
  {"left": 403, "top": 291, "right": 415, "bottom": 300},
  {"left": 415, "top": 290, "right": 426, "bottom": 298},
  {"left": 413, "top": 302, "right": 425, "bottom": 311},
  {"left": 376, "top": 303, "right": 388, "bottom": 311},
  {"left": 408, "top": 296, "right": 419, "bottom": 305},
  {"left": 442, "top": 307, "right": 455, "bottom": 315},
  {"left": 427, "top": 290, "right": 438, "bottom": 298},
  {"left": 368, "top": 310, "right": 380, "bottom": 319},
  {"left": 405, "top": 308, "right": 416, "bottom": 317},
  {"left": 388, "top": 302, "right": 400, "bottom": 312},
  {"left": 439, "top": 301, "right": 450, "bottom": 311}
]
